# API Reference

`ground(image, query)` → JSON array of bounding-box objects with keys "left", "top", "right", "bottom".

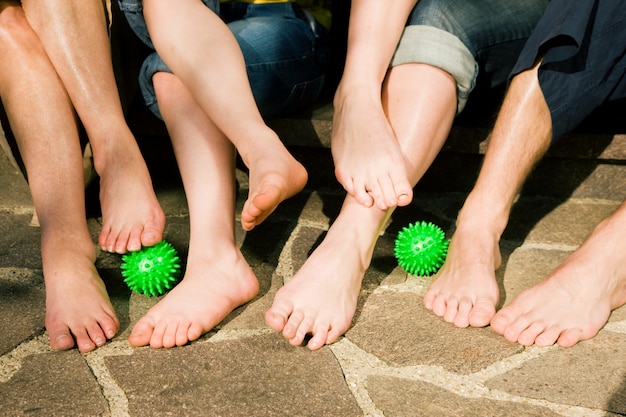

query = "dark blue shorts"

[{"left": 510, "top": 0, "right": 626, "bottom": 141}]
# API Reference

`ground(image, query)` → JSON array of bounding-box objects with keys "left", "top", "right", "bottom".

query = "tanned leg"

[
  {"left": 128, "top": 72, "right": 259, "bottom": 348},
  {"left": 266, "top": 64, "right": 457, "bottom": 349},
  {"left": 21, "top": 0, "right": 165, "bottom": 253},
  {"left": 0, "top": 2, "right": 119, "bottom": 352},
  {"left": 424, "top": 61, "right": 552, "bottom": 328}
]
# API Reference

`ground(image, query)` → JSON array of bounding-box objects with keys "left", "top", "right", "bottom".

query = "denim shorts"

[
  {"left": 117, "top": 0, "right": 329, "bottom": 119},
  {"left": 511, "top": 0, "right": 626, "bottom": 141},
  {"left": 391, "top": 0, "right": 548, "bottom": 113}
]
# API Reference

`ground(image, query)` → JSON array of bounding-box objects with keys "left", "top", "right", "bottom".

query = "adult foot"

[
  {"left": 424, "top": 223, "right": 501, "bottom": 328},
  {"left": 43, "top": 236, "right": 119, "bottom": 353},
  {"left": 491, "top": 212, "right": 626, "bottom": 347},
  {"left": 95, "top": 135, "right": 165, "bottom": 254},
  {"left": 265, "top": 226, "right": 367, "bottom": 350},
  {"left": 240, "top": 136, "right": 307, "bottom": 231},
  {"left": 128, "top": 247, "right": 259, "bottom": 348}
]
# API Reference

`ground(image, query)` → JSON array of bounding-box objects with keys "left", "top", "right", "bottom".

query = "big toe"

[
  {"left": 141, "top": 223, "right": 163, "bottom": 248},
  {"left": 48, "top": 325, "right": 76, "bottom": 351},
  {"left": 265, "top": 309, "right": 288, "bottom": 332},
  {"left": 468, "top": 299, "right": 496, "bottom": 327},
  {"left": 128, "top": 320, "right": 155, "bottom": 347}
]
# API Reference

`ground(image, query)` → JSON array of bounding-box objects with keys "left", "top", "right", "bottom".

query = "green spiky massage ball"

[
  {"left": 394, "top": 221, "right": 449, "bottom": 276},
  {"left": 121, "top": 241, "right": 181, "bottom": 297}
]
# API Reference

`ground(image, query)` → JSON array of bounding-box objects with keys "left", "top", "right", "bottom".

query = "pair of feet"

[
  {"left": 44, "top": 141, "right": 309, "bottom": 352},
  {"left": 424, "top": 211, "right": 626, "bottom": 347}
]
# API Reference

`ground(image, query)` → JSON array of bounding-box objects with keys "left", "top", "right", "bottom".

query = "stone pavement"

[{"left": 1, "top": 111, "right": 626, "bottom": 416}]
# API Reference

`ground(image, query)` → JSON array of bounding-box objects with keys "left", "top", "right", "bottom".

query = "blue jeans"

[
  {"left": 392, "top": 0, "right": 548, "bottom": 113},
  {"left": 117, "top": 0, "right": 329, "bottom": 119}
]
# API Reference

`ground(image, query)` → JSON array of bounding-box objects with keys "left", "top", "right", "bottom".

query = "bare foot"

[
  {"left": 240, "top": 136, "right": 307, "bottom": 231},
  {"left": 265, "top": 226, "right": 367, "bottom": 350},
  {"left": 95, "top": 137, "right": 165, "bottom": 254},
  {"left": 331, "top": 89, "right": 413, "bottom": 210},
  {"left": 128, "top": 247, "right": 259, "bottom": 348},
  {"left": 43, "top": 235, "right": 119, "bottom": 353},
  {"left": 424, "top": 224, "right": 501, "bottom": 328},
  {"left": 491, "top": 212, "right": 626, "bottom": 347}
]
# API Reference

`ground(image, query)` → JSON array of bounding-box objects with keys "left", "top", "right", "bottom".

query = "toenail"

[{"left": 56, "top": 333, "right": 70, "bottom": 342}]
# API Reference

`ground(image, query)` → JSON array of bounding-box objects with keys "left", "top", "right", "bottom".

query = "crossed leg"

[
  {"left": 128, "top": 72, "right": 304, "bottom": 347},
  {"left": 142, "top": 0, "right": 307, "bottom": 232},
  {"left": 21, "top": 0, "right": 165, "bottom": 254},
  {"left": 266, "top": 63, "right": 457, "bottom": 349},
  {"left": 0, "top": 3, "right": 119, "bottom": 352}
]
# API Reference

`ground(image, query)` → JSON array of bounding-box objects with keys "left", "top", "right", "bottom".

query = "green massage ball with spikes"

[
  {"left": 121, "top": 241, "right": 181, "bottom": 297},
  {"left": 394, "top": 221, "right": 449, "bottom": 276}
]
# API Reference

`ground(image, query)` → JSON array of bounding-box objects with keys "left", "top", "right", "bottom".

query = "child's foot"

[
  {"left": 240, "top": 136, "right": 307, "bottom": 231},
  {"left": 424, "top": 223, "right": 501, "bottom": 328},
  {"left": 128, "top": 247, "right": 259, "bottom": 348},
  {"left": 265, "top": 226, "right": 367, "bottom": 350},
  {"left": 95, "top": 137, "right": 165, "bottom": 254},
  {"left": 331, "top": 88, "right": 413, "bottom": 210},
  {"left": 491, "top": 213, "right": 626, "bottom": 347},
  {"left": 43, "top": 236, "right": 119, "bottom": 353}
]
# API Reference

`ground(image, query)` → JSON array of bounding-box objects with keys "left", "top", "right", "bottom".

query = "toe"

[
  {"left": 128, "top": 320, "right": 155, "bottom": 347},
  {"left": 48, "top": 324, "right": 76, "bottom": 351},
  {"left": 442, "top": 297, "right": 459, "bottom": 324},
  {"left": 468, "top": 299, "right": 496, "bottom": 327},
  {"left": 282, "top": 309, "right": 304, "bottom": 340},
  {"left": 306, "top": 324, "right": 330, "bottom": 351},
  {"left": 556, "top": 327, "right": 587, "bottom": 348},
  {"left": 265, "top": 304, "right": 291, "bottom": 333}
]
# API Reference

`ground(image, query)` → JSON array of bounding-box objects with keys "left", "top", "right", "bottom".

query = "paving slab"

[
  {"left": 368, "top": 375, "right": 561, "bottom": 417},
  {"left": 486, "top": 331, "right": 626, "bottom": 414},
  {"left": 105, "top": 333, "right": 362, "bottom": 417},
  {"left": 2, "top": 121, "right": 626, "bottom": 417},
  {"left": 0, "top": 350, "right": 109, "bottom": 417}
]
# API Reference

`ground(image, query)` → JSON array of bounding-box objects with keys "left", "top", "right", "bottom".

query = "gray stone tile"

[
  {"left": 346, "top": 292, "right": 521, "bottom": 374},
  {"left": 522, "top": 160, "right": 626, "bottom": 200},
  {"left": 0, "top": 351, "right": 108, "bottom": 417},
  {"left": 498, "top": 247, "right": 572, "bottom": 308},
  {"left": 0, "top": 268, "right": 45, "bottom": 355},
  {"left": 505, "top": 199, "right": 619, "bottom": 246},
  {"left": 485, "top": 331, "right": 626, "bottom": 414},
  {"left": 571, "top": 164, "right": 626, "bottom": 200},
  {"left": 0, "top": 146, "right": 32, "bottom": 210},
  {"left": 368, "top": 375, "right": 560, "bottom": 417},
  {"left": 105, "top": 332, "right": 362, "bottom": 417},
  {"left": 0, "top": 212, "right": 42, "bottom": 269}
]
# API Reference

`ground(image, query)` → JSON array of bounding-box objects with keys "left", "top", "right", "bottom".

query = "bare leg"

[
  {"left": 424, "top": 61, "right": 552, "bottom": 327},
  {"left": 21, "top": 0, "right": 165, "bottom": 253},
  {"left": 491, "top": 201, "right": 626, "bottom": 347},
  {"left": 142, "top": 0, "right": 307, "bottom": 231},
  {"left": 330, "top": 0, "right": 417, "bottom": 210},
  {"left": 0, "top": 3, "right": 119, "bottom": 352},
  {"left": 128, "top": 73, "right": 259, "bottom": 348},
  {"left": 266, "top": 64, "right": 457, "bottom": 349}
]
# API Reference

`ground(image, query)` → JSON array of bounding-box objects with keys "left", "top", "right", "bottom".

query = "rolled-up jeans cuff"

[
  {"left": 391, "top": 25, "right": 477, "bottom": 114},
  {"left": 138, "top": 52, "right": 172, "bottom": 120}
]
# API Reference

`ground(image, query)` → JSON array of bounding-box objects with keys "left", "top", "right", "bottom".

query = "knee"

[{"left": 0, "top": 5, "right": 43, "bottom": 58}]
